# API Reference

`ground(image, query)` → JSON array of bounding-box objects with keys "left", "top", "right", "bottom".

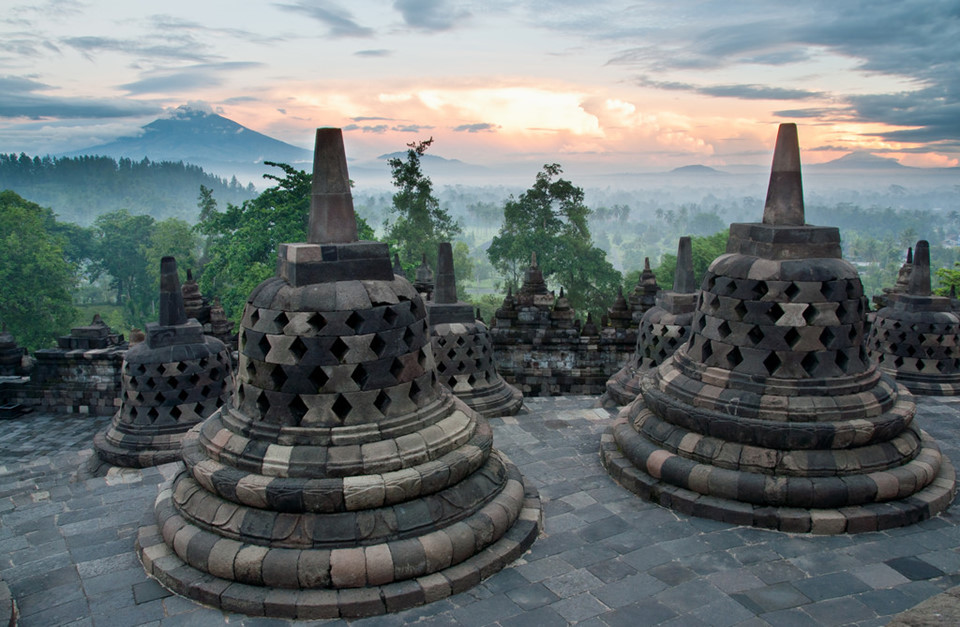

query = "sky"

[{"left": 1, "top": 0, "right": 959, "bottom": 172}]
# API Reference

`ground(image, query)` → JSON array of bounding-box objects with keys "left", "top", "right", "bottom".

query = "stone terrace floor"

[{"left": 2, "top": 396, "right": 960, "bottom": 626}]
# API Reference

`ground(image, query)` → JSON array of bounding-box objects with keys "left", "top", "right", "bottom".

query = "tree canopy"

[
  {"left": 0, "top": 190, "right": 77, "bottom": 349},
  {"left": 487, "top": 164, "right": 622, "bottom": 317},
  {"left": 196, "top": 162, "right": 374, "bottom": 321},
  {"left": 384, "top": 139, "right": 462, "bottom": 278}
]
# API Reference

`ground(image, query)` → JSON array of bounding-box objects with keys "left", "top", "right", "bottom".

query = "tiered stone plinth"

[
  {"left": 606, "top": 237, "right": 697, "bottom": 406},
  {"left": 866, "top": 241, "right": 960, "bottom": 396},
  {"left": 95, "top": 258, "right": 234, "bottom": 468},
  {"left": 428, "top": 243, "right": 522, "bottom": 418},
  {"left": 601, "top": 124, "right": 956, "bottom": 533},
  {"left": 137, "top": 129, "right": 539, "bottom": 619}
]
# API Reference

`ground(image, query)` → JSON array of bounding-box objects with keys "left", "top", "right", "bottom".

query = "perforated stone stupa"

[
  {"left": 605, "top": 236, "right": 697, "bottom": 406},
  {"left": 428, "top": 243, "right": 522, "bottom": 417},
  {"left": 601, "top": 124, "right": 956, "bottom": 533},
  {"left": 137, "top": 128, "right": 540, "bottom": 619},
  {"left": 94, "top": 257, "right": 233, "bottom": 468},
  {"left": 866, "top": 240, "right": 960, "bottom": 395}
]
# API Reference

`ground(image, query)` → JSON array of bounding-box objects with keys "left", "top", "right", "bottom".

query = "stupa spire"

[
  {"left": 158, "top": 256, "right": 187, "bottom": 326},
  {"left": 908, "top": 240, "right": 932, "bottom": 296},
  {"left": 674, "top": 236, "right": 695, "bottom": 294},
  {"left": 762, "top": 123, "right": 805, "bottom": 227},
  {"left": 907, "top": 247, "right": 914, "bottom": 264},
  {"left": 307, "top": 128, "right": 358, "bottom": 244},
  {"left": 435, "top": 242, "right": 457, "bottom": 304}
]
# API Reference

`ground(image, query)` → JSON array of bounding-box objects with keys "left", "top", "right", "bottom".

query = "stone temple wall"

[{"left": 1, "top": 347, "right": 125, "bottom": 416}]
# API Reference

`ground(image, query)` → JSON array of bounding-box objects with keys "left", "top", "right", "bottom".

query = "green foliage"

[
  {"left": 196, "top": 162, "right": 374, "bottom": 321},
  {"left": 0, "top": 153, "right": 256, "bottom": 225},
  {"left": 0, "top": 190, "right": 77, "bottom": 349},
  {"left": 385, "top": 139, "right": 462, "bottom": 276},
  {"left": 650, "top": 231, "right": 730, "bottom": 290},
  {"left": 487, "top": 164, "right": 622, "bottom": 319}
]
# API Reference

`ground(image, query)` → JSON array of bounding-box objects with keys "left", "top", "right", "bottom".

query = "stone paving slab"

[{"left": 1, "top": 396, "right": 960, "bottom": 625}]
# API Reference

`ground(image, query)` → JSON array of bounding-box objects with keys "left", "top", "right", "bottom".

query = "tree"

[
  {"left": 384, "top": 138, "right": 462, "bottom": 276},
  {"left": 651, "top": 230, "right": 730, "bottom": 290},
  {"left": 143, "top": 218, "right": 202, "bottom": 289},
  {"left": 90, "top": 209, "right": 156, "bottom": 325},
  {"left": 487, "top": 163, "right": 621, "bottom": 317},
  {"left": 196, "top": 162, "right": 374, "bottom": 321},
  {"left": 0, "top": 191, "right": 77, "bottom": 349}
]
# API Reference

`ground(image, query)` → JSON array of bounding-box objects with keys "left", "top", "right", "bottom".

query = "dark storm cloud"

[
  {"left": 0, "top": 74, "right": 160, "bottom": 119},
  {"left": 453, "top": 122, "right": 497, "bottom": 133},
  {"left": 638, "top": 76, "right": 820, "bottom": 101},
  {"left": 119, "top": 62, "right": 263, "bottom": 95},
  {"left": 275, "top": 1, "right": 374, "bottom": 37},
  {"left": 393, "top": 0, "right": 469, "bottom": 31}
]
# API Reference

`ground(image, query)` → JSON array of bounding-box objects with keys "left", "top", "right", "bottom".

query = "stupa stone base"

[
  {"left": 136, "top": 464, "right": 541, "bottom": 618},
  {"left": 601, "top": 395, "right": 957, "bottom": 534}
]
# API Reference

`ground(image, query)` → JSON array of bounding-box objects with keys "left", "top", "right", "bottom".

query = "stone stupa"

[
  {"left": 601, "top": 123, "right": 956, "bottom": 533},
  {"left": 413, "top": 253, "right": 435, "bottom": 301},
  {"left": 605, "top": 236, "right": 698, "bottom": 406},
  {"left": 866, "top": 240, "right": 960, "bottom": 395},
  {"left": 428, "top": 242, "right": 523, "bottom": 418},
  {"left": 137, "top": 128, "right": 540, "bottom": 619},
  {"left": 93, "top": 257, "right": 234, "bottom": 468}
]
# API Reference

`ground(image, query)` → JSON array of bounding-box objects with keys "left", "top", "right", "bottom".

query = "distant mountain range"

[{"left": 66, "top": 106, "right": 313, "bottom": 181}]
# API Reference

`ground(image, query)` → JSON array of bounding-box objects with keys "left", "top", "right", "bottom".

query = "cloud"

[
  {"left": 0, "top": 74, "right": 160, "bottom": 119},
  {"left": 354, "top": 49, "right": 391, "bottom": 57},
  {"left": 275, "top": 1, "right": 373, "bottom": 37},
  {"left": 453, "top": 122, "right": 498, "bottom": 133},
  {"left": 351, "top": 116, "right": 394, "bottom": 121},
  {"left": 119, "top": 62, "right": 263, "bottom": 95},
  {"left": 62, "top": 35, "right": 214, "bottom": 63},
  {"left": 638, "top": 76, "right": 821, "bottom": 101},
  {"left": 344, "top": 123, "right": 389, "bottom": 133},
  {"left": 393, "top": 124, "right": 434, "bottom": 133},
  {"left": 393, "top": 0, "right": 469, "bottom": 31}
]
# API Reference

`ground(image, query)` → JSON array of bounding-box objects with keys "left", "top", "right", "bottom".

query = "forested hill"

[{"left": 0, "top": 153, "right": 258, "bottom": 225}]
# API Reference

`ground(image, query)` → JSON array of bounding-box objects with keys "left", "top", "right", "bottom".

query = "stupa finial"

[
  {"left": 643, "top": 257, "right": 651, "bottom": 272},
  {"left": 674, "top": 236, "right": 696, "bottom": 294},
  {"left": 158, "top": 256, "right": 188, "bottom": 326},
  {"left": 908, "top": 240, "right": 932, "bottom": 296},
  {"left": 762, "top": 123, "right": 804, "bottom": 227},
  {"left": 907, "top": 247, "right": 914, "bottom": 264},
  {"left": 307, "top": 128, "right": 358, "bottom": 244},
  {"left": 435, "top": 242, "right": 457, "bottom": 304},
  {"left": 530, "top": 252, "right": 538, "bottom": 267}
]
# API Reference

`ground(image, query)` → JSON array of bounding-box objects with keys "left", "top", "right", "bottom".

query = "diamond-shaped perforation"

[
  {"left": 176, "top": 361, "right": 189, "bottom": 373},
  {"left": 734, "top": 301, "right": 748, "bottom": 321},
  {"left": 402, "top": 327, "right": 417, "bottom": 350},
  {"left": 170, "top": 405, "right": 182, "bottom": 420},
  {"left": 784, "top": 327, "right": 801, "bottom": 348},
  {"left": 136, "top": 364, "right": 147, "bottom": 375},
  {"left": 801, "top": 352, "right": 819, "bottom": 376},
  {"left": 309, "top": 367, "right": 329, "bottom": 391},
  {"left": 717, "top": 321, "right": 731, "bottom": 339},
  {"left": 331, "top": 395, "right": 352, "bottom": 421},
  {"left": 178, "top": 389, "right": 190, "bottom": 402},
  {"left": 752, "top": 281, "right": 768, "bottom": 299},
  {"left": 467, "top": 373, "right": 477, "bottom": 386},
  {"left": 374, "top": 390, "right": 391, "bottom": 415},
  {"left": 258, "top": 334, "right": 272, "bottom": 359},
  {"left": 288, "top": 395, "right": 308, "bottom": 422},
  {"left": 701, "top": 340, "right": 714, "bottom": 362},
  {"left": 166, "top": 376, "right": 179, "bottom": 389},
  {"left": 408, "top": 380, "right": 422, "bottom": 403},
  {"left": 274, "top": 311, "right": 289, "bottom": 330},
  {"left": 147, "top": 407, "right": 160, "bottom": 420},
  {"left": 346, "top": 311, "right": 365, "bottom": 333},
  {"left": 390, "top": 357, "right": 405, "bottom": 381},
  {"left": 765, "top": 303, "right": 784, "bottom": 324},
  {"left": 244, "top": 360, "right": 256, "bottom": 378},
  {"left": 835, "top": 350, "right": 849, "bottom": 371},
  {"left": 763, "top": 352, "right": 781, "bottom": 375},
  {"left": 383, "top": 306, "right": 399, "bottom": 326},
  {"left": 437, "top": 361, "right": 447, "bottom": 374},
  {"left": 370, "top": 334, "right": 387, "bottom": 357},
  {"left": 308, "top": 313, "right": 326, "bottom": 332},
  {"left": 351, "top": 364, "right": 369, "bottom": 389},
  {"left": 330, "top": 337, "right": 349, "bottom": 362},
  {"left": 250, "top": 309, "right": 261, "bottom": 326},
  {"left": 747, "top": 325, "right": 764, "bottom": 346},
  {"left": 270, "top": 365, "right": 288, "bottom": 390},
  {"left": 256, "top": 391, "right": 270, "bottom": 414},
  {"left": 456, "top": 335, "right": 465, "bottom": 346},
  {"left": 726, "top": 346, "right": 743, "bottom": 369},
  {"left": 785, "top": 283, "right": 801, "bottom": 300},
  {"left": 836, "top": 301, "right": 848, "bottom": 322},
  {"left": 802, "top": 305, "right": 817, "bottom": 325},
  {"left": 819, "top": 327, "right": 836, "bottom": 348},
  {"left": 290, "top": 337, "right": 308, "bottom": 362},
  {"left": 210, "top": 367, "right": 221, "bottom": 381}
]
